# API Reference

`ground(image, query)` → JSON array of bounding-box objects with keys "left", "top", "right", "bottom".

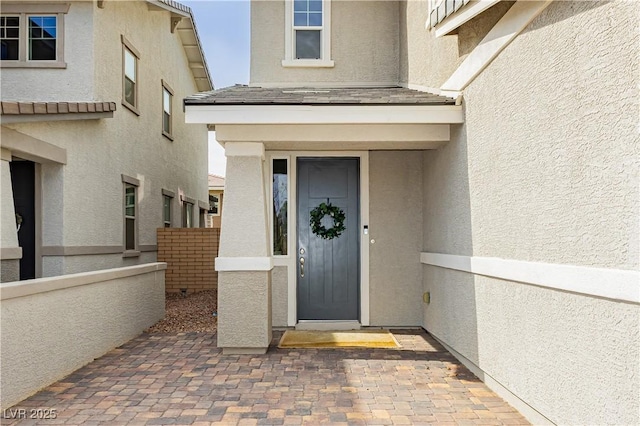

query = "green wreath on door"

[{"left": 309, "top": 202, "right": 346, "bottom": 240}]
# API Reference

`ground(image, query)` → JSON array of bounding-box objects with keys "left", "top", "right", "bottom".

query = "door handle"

[{"left": 299, "top": 256, "right": 305, "bottom": 278}]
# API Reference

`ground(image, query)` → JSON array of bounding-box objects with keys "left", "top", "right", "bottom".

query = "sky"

[{"left": 184, "top": 1, "right": 251, "bottom": 177}]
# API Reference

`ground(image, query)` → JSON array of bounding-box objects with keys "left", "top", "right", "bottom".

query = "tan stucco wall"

[
  {"left": 0, "top": 263, "right": 165, "bottom": 409},
  {"left": 271, "top": 265, "right": 288, "bottom": 327},
  {"left": 1, "top": 260, "right": 20, "bottom": 282},
  {"left": 0, "top": 1, "right": 95, "bottom": 101},
  {"left": 3, "top": 1, "right": 208, "bottom": 277},
  {"left": 399, "top": 0, "right": 513, "bottom": 88},
  {"left": 251, "top": 1, "right": 400, "bottom": 86},
  {"left": 422, "top": 2, "right": 640, "bottom": 424},
  {"left": 369, "top": 151, "right": 423, "bottom": 326},
  {"left": 219, "top": 156, "right": 270, "bottom": 257},
  {"left": 217, "top": 271, "right": 272, "bottom": 350}
]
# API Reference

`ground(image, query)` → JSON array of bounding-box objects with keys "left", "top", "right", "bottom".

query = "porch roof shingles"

[{"left": 185, "top": 85, "right": 456, "bottom": 106}]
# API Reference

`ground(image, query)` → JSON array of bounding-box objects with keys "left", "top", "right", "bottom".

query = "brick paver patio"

[{"left": 2, "top": 330, "right": 529, "bottom": 425}]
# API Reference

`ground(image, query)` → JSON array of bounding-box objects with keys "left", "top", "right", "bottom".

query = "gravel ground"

[{"left": 146, "top": 290, "right": 217, "bottom": 333}]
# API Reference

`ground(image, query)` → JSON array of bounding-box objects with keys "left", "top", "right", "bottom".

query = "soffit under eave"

[
  {"left": 212, "top": 123, "right": 454, "bottom": 151},
  {"left": 146, "top": 1, "right": 213, "bottom": 92}
]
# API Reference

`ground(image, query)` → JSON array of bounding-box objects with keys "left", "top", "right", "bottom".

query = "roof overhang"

[
  {"left": 1, "top": 101, "right": 115, "bottom": 124},
  {"left": 1, "top": 127, "right": 67, "bottom": 164},
  {"left": 146, "top": 0, "right": 213, "bottom": 92},
  {"left": 185, "top": 104, "right": 464, "bottom": 126}
]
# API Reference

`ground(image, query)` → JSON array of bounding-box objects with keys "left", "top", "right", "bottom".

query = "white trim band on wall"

[
  {"left": 224, "top": 142, "right": 265, "bottom": 158},
  {"left": 215, "top": 257, "right": 274, "bottom": 272},
  {"left": 1, "top": 247, "right": 23, "bottom": 260},
  {"left": 420, "top": 252, "right": 640, "bottom": 304}
]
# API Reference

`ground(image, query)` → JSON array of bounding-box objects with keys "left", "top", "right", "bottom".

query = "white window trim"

[
  {"left": 1, "top": 3, "right": 69, "bottom": 69},
  {"left": 282, "top": 0, "right": 334, "bottom": 68},
  {"left": 269, "top": 156, "right": 290, "bottom": 258},
  {"left": 121, "top": 35, "right": 140, "bottom": 116}
]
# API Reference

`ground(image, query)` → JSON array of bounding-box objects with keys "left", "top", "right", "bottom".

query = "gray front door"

[{"left": 297, "top": 158, "right": 359, "bottom": 320}]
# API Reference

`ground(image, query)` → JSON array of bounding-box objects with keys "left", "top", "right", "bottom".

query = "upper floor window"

[
  {"left": 272, "top": 158, "right": 289, "bottom": 256},
  {"left": 0, "top": 3, "right": 68, "bottom": 68},
  {"left": 121, "top": 35, "right": 140, "bottom": 115},
  {"left": 162, "top": 80, "right": 174, "bottom": 140},
  {"left": 283, "top": 0, "right": 333, "bottom": 68},
  {"left": 1, "top": 17, "right": 20, "bottom": 60}
]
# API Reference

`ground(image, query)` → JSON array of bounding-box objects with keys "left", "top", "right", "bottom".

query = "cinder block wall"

[{"left": 157, "top": 228, "right": 219, "bottom": 293}]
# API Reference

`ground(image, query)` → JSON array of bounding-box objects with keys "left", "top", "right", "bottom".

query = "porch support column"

[
  {"left": 215, "top": 142, "right": 272, "bottom": 354},
  {"left": 0, "top": 149, "right": 21, "bottom": 282}
]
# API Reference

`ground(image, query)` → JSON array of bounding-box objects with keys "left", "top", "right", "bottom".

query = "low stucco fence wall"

[{"left": 0, "top": 263, "right": 166, "bottom": 409}]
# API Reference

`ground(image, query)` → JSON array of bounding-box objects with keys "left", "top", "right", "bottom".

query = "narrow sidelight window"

[{"left": 273, "top": 159, "right": 288, "bottom": 255}]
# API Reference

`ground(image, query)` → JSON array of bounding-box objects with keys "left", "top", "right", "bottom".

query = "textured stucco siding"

[
  {"left": 1, "top": 260, "right": 20, "bottom": 282},
  {"left": 3, "top": 1, "right": 208, "bottom": 277},
  {"left": 251, "top": 1, "right": 400, "bottom": 85},
  {"left": 399, "top": 0, "right": 513, "bottom": 88},
  {"left": 369, "top": 151, "right": 423, "bottom": 326},
  {"left": 219, "top": 156, "right": 270, "bottom": 258},
  {"left": 0, "top": 264, "right": 165, "bottom": 409},
  {"left": 217, "top": 271, "right": 272, "bottom": 349},
  {"left": 0, "top": 2, "right": 95, "bottom": 102},
  {"left": 422, "top": 1, "right": 640, "bottom": 424},
  {"left": 271, "top": 265, "right": 288, "bottom": 327}
]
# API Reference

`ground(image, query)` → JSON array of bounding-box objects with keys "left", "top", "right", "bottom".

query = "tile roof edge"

[{"left": 1, "top": 101, "right": 117, "bottom": 115}]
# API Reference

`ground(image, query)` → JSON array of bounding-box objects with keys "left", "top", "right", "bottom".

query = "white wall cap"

[
  {"left": 215, "top": 257, "right": 274, "bottom": 271},
  {"left": 421, "top": 252, "right": 640, "bottom": 304},
  {"left": 1, "top": 263, "right": 167, "bottom": 300},
  {"left": 186, "top": 105, "right": 464, "bottom": 125},
  {"left": 224, "top": 142, "right": 265, "bottom": 158}
]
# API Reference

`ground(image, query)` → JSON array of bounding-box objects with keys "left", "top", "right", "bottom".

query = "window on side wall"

[
  {"left": 0, "top": 3, "right": 69, "bottom": 68},
  {"left": 122, "top": 174, "right": 140, "bottom": 255},
  {"left": 209, "top": 194, "right": 220, "bottom": 216},
  {"left": 121, "top": 35, "right": 140, "bottom": 115},
  {"left": 272, "top": 158, "right": 288, "bottom": 256},
  {"left": 282, "top": 0, "right": 333, "bottom": 67},
  {"left": 163, "top": 195, "right": 172, "bottom": 227},
  {"left": 162, "top": 80, "right": 174, "bottom": 140},
  {"left": 182, "top": 199, "right": 194, "bottom": 228}
]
